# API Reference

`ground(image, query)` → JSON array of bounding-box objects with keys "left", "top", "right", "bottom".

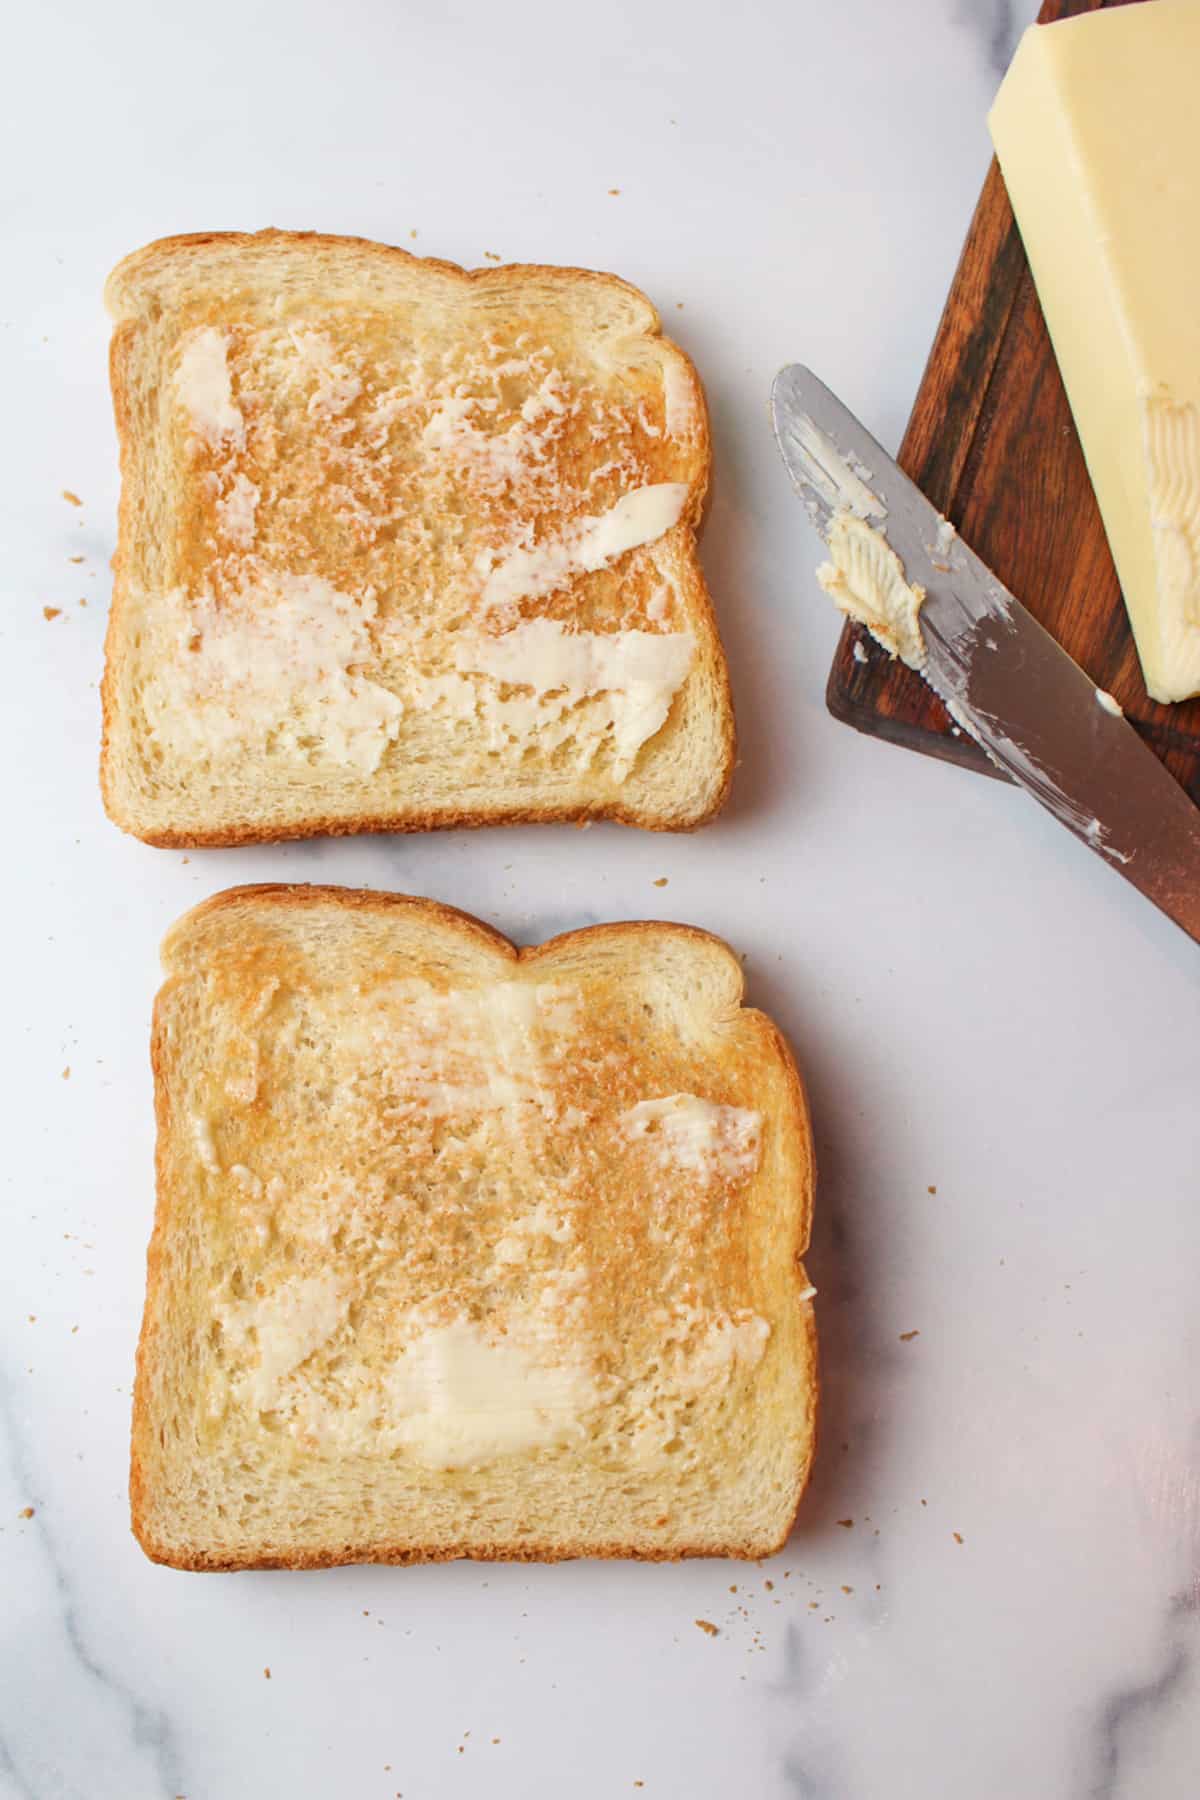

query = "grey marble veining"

[
  {"left": 1086, "top": 1587, "right": 1200, "bottom": 1800},
  {"left": 958, "top": 0, "right": 1024, "bottom": 77},
  {"left": 1, "top": 1364, "right": 185, "bottom": 1800}
]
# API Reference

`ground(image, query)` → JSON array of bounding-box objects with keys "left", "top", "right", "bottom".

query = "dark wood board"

[{"left": 825, "top": 0, "right": 1200, "bottom": 805}]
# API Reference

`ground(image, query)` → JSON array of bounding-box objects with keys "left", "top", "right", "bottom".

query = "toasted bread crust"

[
  {"left": 132, "top": 885, "right": 815, "bottom": 1568},
  {"left": 102, "top": 230, "right": 735, "bottom": 845}
]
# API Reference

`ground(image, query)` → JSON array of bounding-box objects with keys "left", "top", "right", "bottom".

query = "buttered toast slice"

[
  {"left": 133, "top": 885, "right": 816, "bottom": 1568},
  {"left": 102, "top": 231, "right": 733, "bottom": 845}
]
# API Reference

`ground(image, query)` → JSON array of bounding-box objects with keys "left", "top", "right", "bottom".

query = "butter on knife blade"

[{"left": 770, "top": 363, "right": 1200, "bottom": 947}]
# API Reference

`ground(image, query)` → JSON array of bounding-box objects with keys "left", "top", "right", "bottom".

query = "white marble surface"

[{"left": 4, "top": 0, "right": 1200, "bottom": 1794}]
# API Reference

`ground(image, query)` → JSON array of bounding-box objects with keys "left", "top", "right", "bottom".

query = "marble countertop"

[{"left": 5, "top": 0, "right": 1199, "bottom": 1794}]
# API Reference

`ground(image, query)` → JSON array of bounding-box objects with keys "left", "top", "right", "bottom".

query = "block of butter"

[{"left": 990, "top": 0, "right": 1200, "bottom": 704}]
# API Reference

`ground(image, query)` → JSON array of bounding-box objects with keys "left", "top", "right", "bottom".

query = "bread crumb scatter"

[
  {"left": 899, "top": 1329, "right": 919, "bottom": 1342},
  {"left": 695, "top": 1618, "right": 718, "bottom": 1637},
  {"left": 62, "top": 489, "right": 82, "bottom": 506},
  {"left": 43, "top": 606, "right": 62, "bottom": 621}
]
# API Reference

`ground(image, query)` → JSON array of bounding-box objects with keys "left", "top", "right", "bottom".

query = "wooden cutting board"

[{"left": 825, "top": 0, "right": 1200, "bottom": 805}]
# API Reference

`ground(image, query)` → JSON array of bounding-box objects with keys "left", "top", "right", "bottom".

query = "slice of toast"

[
  {"left": 102, "top": 231, "right": 734, "bottom": 845},
  {"left": 133, "top": 885, "right": 816, "bottom": 1568}
]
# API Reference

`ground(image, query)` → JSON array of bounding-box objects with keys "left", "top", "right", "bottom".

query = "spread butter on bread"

[
  {"left": 132, "top": 885, "right": 816, "bottom": 1568},
  {"left": 102, "top": 232, "right": 734, "bottom": 844}
]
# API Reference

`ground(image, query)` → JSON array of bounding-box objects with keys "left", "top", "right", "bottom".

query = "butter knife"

[{"left": 771, "top": 364, "right": 1200, "bottom": 946}]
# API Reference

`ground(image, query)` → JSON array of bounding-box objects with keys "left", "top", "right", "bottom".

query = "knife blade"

[{"left": 770, "top": 363, "right": 1200, "bottom": 947}]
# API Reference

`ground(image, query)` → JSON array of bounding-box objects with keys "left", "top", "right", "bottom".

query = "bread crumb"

[
  {"left": 841, "top": 1585, "right": 853, "bottom": 1594},
  {"left": 608, "top": 188, "right": 621, "bottom": 196},
  {"left": 676, "top": 302, "right": 684, "bottom": 310},
  {"left": 928, "top": 1184, "right": 937, "bottom": 1194},
  {"left": 694, "top": 1619, "right": 718, "bottom": 1637},
  {"left": 181, "top": 856, "right": 190, "bottom": 865},
  {"left": 410, "top": 229, "right": 418, "bottom": 239},
  {"left": 492, "top": 1738, "right": 500, "bottom": 1745},
  {"left": 483, "top": 251, "right": 501, "bottom": 263},
  {"left": 61, "top": 1067, "right": 70, "bottom": 1080},
  {"left": 837, "top": 1518, "right": 853, "bottom": 1529},
  {"left": 953, "top": 1532, "right": 964, "bottom": 1545},
  {"left": 764, "top": 1580, "right": 774, "bottom": 1591},
  {"left": 78, "top": 597, "right": 88, "bottom": 607},
  {"left": 653, "top": 877, "right": 668, "bottom": 888},
  {"left": 728, "top": 1584, "right": 737, "bottom": 1593},
  {"left": 62, "top": 490, "right": 82, "bottom": 506},
  {"left": 19, "top": 1508, "right": 34, "bottom": 1519},
  {"left": 43, "top": 606, "right": 62, "bottom": 621},
  {"left": 27, "top": 1315, "right": 35, "bottom": 1323},
  {"left": 899, "top": 1329, "right": 919, "bottom": 1342},
  {"left": 263, "top": 1667, "right": 271, "bottom": 1679}
]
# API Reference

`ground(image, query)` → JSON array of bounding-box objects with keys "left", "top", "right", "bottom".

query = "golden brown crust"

[
  {"left": 102, "top": 229, "right": 735, "bottom": 845},
  {"left": 131, "top": 1535, "right": 795, "bottom": 1571},
  {"left": 103, "top": 782, "right": 734, "bottom": 850},
  {"left": 158, "top": 880, "right": 747, "bottom": 970},
  {"left": 131, "top": 884, "right": 815, "bottom": 1568},
  {"left": 105, "top": 229, "right": 670, "bottom": 322}
]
